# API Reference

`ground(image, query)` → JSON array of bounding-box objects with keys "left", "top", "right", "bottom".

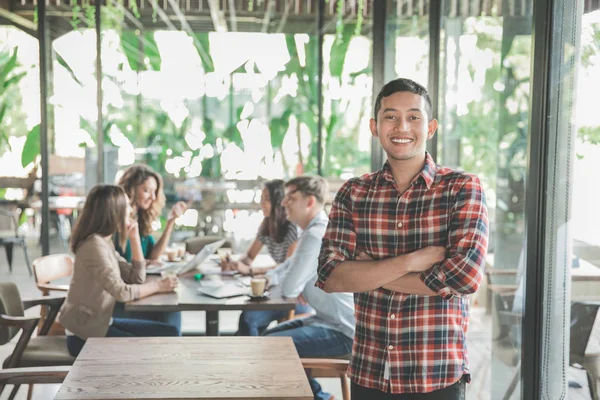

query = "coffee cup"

[
  {"left": 250, "top": 278, "right": 267, "bottom": 297},
  {"left": 174, "top": 243, "right": 186, "bottom": 258},
  {"left": 165, "top": 247, "right": 178, "bottom": 262}
]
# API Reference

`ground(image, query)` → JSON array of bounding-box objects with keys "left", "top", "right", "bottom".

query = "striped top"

[{"left": 257, "top": 222, "right": 299, "bottom": 264}]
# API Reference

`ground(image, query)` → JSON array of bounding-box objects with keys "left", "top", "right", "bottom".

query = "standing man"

[
  {"left": 317, "top": 78, "right": 488, "bottom": 400},
  {"left": 265, "top": 176, "right": 355, "bottom": 400}
]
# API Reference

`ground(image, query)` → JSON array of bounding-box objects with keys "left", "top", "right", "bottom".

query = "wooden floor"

[{"left": 0, "top": 238, "right": 596, "bottom": 400}]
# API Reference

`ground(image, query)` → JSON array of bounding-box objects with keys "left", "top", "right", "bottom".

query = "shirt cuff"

[
  {"left": 419, "top": 269, "right": 454, "bottom": 300},
  {"left": 265, "top": 268, "right": 280, "bottom": 286},
  {"left": 315, "top": 259, "right": 342, "bottom": 289}
]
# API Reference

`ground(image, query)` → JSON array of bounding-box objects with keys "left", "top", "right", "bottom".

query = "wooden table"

[
  {"left": 126, "top": 271, "right": 296, "bottom": 336},
  {"left": 54, "top": 337, "right": 313, "bottom": 400}
]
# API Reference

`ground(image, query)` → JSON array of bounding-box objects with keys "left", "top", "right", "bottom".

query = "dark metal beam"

[
  {"left": 316, "top": 0, "right": 324, "bottom": 176},
  {"left": 37, "top": 0, "right": 50, "bottom": 255},
  {"left": 370, "top": 0, "right": 385, "bottom": 172},
  {"left": 95, "top": 0, "right": 104, "bottom": 184},
  {"left": 427, "top": 0, "right": 441, "bottom": 162}
]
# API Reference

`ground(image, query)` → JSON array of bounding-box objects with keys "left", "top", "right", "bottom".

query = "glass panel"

[
  {"left": 0, "top": 26, "right": 42, "bottom": 256},
  {"left": 569, "top": 8, "right": 600, "bottom": 399},
  {"left": 321, "top": 15, "right": 373, "bottom": 179},
  {"left": 385, "top": 3, "right": 429, "bottom": 88},
  {"left": 92, "top": 1, "right": 373, "bottom": 250},
  {"left": 437, "top": 5, "right": 533, "bottom": 400}
]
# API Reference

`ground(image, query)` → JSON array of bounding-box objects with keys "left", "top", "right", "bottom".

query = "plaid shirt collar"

[{"left": 379, "top": 152, "right": 437, "bottom": 190}]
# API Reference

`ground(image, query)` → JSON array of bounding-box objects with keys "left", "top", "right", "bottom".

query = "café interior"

[{"left": 0, "top": 0, "right": 600, "bottom": 399}]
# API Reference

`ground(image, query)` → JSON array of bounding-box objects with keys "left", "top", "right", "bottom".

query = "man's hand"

[
  {"left": 406, "top": 246, "right": 446, "bottom": 272},
  {"left": 297, "top": 294, "right": 308, "bottom": 305}
]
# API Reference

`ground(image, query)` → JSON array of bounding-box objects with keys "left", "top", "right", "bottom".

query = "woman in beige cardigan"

[{"left": 59, "top": 185, "right": 179, "bottom": 357}]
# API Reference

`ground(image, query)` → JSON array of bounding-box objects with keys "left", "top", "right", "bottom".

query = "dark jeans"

[
  {"left": 265, "top": 318, "right": 354, "bottom": 400},
  {"left": 112, "top": 301, "right": 182, "bottom": 333},
  {"left": 66, "top": 317, "right": 181, "bottom": 357},
  {"left": 238, "top": 303, "right": 313, "bottom": 336},
  {"left": 351, "top": 376, "right": 466, "bottom": 400}
]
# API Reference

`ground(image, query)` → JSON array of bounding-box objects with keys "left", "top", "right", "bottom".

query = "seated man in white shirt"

[{"left": 264, "top": 176, "right": 355, "bottom": 400}]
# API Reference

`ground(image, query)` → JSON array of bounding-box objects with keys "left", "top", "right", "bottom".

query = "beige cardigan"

[{"left": 59, "top": 234, "right": 146, "bottom": 339}]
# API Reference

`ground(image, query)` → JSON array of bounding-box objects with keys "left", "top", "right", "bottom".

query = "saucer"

[{"left": 248, "top": 291, "right": 270, "bottom": 301}]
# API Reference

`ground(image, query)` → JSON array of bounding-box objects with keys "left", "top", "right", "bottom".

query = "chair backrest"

[
  {"left": 0, "top": 282, "right": 24, "bottom": 345},
  {"left": 569, "top": 301, "right": 600, "bottom": 358},
  {"left": 32, "top": 254, "right": 74, "bottom": 288},
  {"left": 0, "top": 210, "right": 18, "bottom": 236}
]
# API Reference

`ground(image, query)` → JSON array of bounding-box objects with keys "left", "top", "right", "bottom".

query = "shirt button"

[
  {"left": 388, "top": 345, "right": 394, "bottom": 350},
  {"left": 390, "top": 314, "right": 396, "bottom": 319},
  {"left": 397, "top": 222, "right": 403, "bottom": 228}
]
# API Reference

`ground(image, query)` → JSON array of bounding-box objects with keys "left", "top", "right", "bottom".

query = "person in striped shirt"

[{"left": 317, "top": 78, "right": 489, "bottom": 400}]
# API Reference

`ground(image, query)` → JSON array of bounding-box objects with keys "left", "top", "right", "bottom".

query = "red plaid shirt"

[{"left": 317, "top": 153, "right": 488, "bottom": 393}]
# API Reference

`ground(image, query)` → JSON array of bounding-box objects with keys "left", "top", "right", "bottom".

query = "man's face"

[
  {"left": 281, "top": 185, "right": 309, "bottom": 225},
  {"left": 370, "top": 91, "right": 438, "bottom": 162}
]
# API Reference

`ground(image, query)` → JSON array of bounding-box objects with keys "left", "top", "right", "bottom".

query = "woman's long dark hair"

[
  {"left": 71, "top": 185, "right": 128, "bottom": 252},
  {"left": 258, "top": 179, "right": 290, "bottom": 243}
]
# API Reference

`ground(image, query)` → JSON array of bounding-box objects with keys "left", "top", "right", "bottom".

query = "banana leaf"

[{"left": 21, "top": 124, "right": 40, "bottom": 168}]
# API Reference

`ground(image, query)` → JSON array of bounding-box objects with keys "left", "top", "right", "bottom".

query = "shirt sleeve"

[
  {"left": 83, "top": 237, "right": 141, "bottom": 302},
  {"left": 280, "top": 229, "right": 323, "bottom": 298},
  {"left": 316, "top": 180, "right": 357, "bottom": 289},
  {"left": 419, "top": 175, "right": 489, "bottom": 299},
  {"left": 266, "top": 259, "right": 291, "bottom": 287},
  {"left": 117, "top": 252, "right": 147, "bottom": 284}
]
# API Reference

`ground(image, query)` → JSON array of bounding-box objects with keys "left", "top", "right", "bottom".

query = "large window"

[{"left": 436, "top": 6, "right": 534, "bottom": 400}]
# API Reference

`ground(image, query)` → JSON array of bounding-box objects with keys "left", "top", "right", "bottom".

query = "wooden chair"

[
  {"left": 0, "top": 282, "right": 75, "bottom": 400},
  {"left": 32, "top": 254, "right": 73, "bottom": 335},
  {"left": 0, "top": 366, "right": 69, "bottom": 393},
  {"left": 302, "top": 357, "right": 351, "bottom": 400}
]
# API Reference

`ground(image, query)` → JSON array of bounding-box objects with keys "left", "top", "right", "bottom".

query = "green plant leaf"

[
  {"left": 0, "top": 48, "right": 18, "bottom": 81},
  {"left": 56, "top": 52, "right": 82, "bottom": 86},
  {"left": 120, "top": 32, "right": 162, "bottom": 71},
  {"left": 191, "top": 33, "right": 214, "bottom": 73},
  {"left": 21, "top": 124, "right": 40, "bottom": 168},
  {"left": 3, "top": 71, "right": 27, "bottom": 90},
  {"left": 0, "top": 103, "right": 7, "bottom": 125},
  {"left": 270, "top": 109, "right": 292, "bottom": 149},
  {"left": 143, "top": 33, "right": 161, "bottom": 71},
  {"left": 329, "top": 23, "right": 354, "bottom": 78}
]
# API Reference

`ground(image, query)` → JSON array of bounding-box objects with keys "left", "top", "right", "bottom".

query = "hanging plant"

[
  {"left": 130, "top": 0, "right": 141, "bottom": 19},
  {"left": 336, "top": 0, "right": 344, "bottom": 39},
  {"left": 151, "top": 2, "right": 158, "bottom": 23},
  {"left": 355, "top": 0, "right": 364, "bottom": 35},
  {"left": 70, "top": 4, "right": 81, "bottom": 30},
  {"left": 84, "top": 3, "right": 95, "bottom": 28}
]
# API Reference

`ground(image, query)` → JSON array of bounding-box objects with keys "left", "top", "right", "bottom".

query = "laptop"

[
  {"left": 147, "top": 239, "right": 228, "bottom": 276},
  {"left": 196, "top": 283, "right": 250, "bottom": 299}
]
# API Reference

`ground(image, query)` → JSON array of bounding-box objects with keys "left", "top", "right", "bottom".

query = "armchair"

[{"left": 0, "top": 282, "right": 75, "bottom": 400}]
